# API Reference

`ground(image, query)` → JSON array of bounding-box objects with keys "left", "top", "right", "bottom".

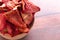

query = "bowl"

[{"left": 0, "top": 13, "right": 34, "bottom": 40}]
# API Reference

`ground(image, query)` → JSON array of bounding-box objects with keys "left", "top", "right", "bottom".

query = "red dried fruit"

[
  {"left": 2, "top": 0, "right": 9, "bottom": 3},
  {"left": 0, "top": 14, "right": 6, "bottom": 31},
  {"left": 1, "top": 27, "right": 7, "bottom": 35},
  {"left": 19, "top": 27, "right": 29, "bottom": 33},
  {"left": 21, "top": 12, "right": 34, "bottom": 25},
  {"left": 12, "top": 0, "right": 20, "bottom": 4},
  {"left": 4, "top": 9, "right": 27, "bottom": 29},
  {"left": 0, "top": 0, "right": 40, "bottom": 37},
  {"left": 24, "top": 1, "right": 40, "bottom": 14},
  {"left": 13, "top": 28, "right": 20, "bottom": 36},
  {"left": 6, "top": 23, "right": 13, "bottom": 35},
  {"left": 6, "top": 1, "right": 16, "bottom": 9}
]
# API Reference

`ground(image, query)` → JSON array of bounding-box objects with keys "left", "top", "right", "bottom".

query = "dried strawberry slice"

[
  {"left": 6, "top": 1, "right": 16, "bottom": 9},
  {"left": 0, "top": 14, "right": 6, "bottom": 31},
  {"left": 21, "top": 13, "right": 34, "bottom": 25},
  {"left": 6, "top": 22, "right": 13, "bottom": 35},
  {"left": 4, "top": 9, "right": 27, "bottom": 29},
  {"left": 2, "top": 0, "right": 9, "bottom": 3},
  {"left": 1, "top": 27, "right": 7, "bottom": 35},
  {"left": 6, "top": 21, "right": 18, "bottom": 37},
  {"left": 23, "top": 28, "right": 29, "bottom": 33},
  {"left": 18, "top": 27, "right": 29, "bottom": 33},
  {"left": 24, "top": 1, "right": 40, "bottom": 14},
  {"left": 12, "top": 0, "right": 21, "bottom": 4},
  {"left": 13, "top": 27, "right": 20, "bottom": 36},
  {"left": 0, "top": 7, "right": 10, "bottom": 13}
]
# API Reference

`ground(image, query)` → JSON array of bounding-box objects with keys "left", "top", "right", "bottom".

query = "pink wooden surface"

[{"left": 22, "top": 14, "right": 60, "bottom": 40}]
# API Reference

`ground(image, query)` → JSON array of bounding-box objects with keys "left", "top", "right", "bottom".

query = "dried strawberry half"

[
  {"left": 24, "top": 1, "right": 40, "bottom": 14},
  {"left": 2, "top": 0, "right": 9, "bottom": 3},
  {"left": 6, "top": 23, "right": 13, "bottom": 36},
  {"left": 0, "top": 14, "right": 6, "bottom": 31},
  {"left": 4, "top": 9, "right": 27, "bottom": 29},
  {"left": 21, "top": 13, "right": 34, "bottom": 25},
  {"left": 6, "top": 20, "right": 17, "bottom": 36},
  {"left": 6, "top": 1, "right": 16, "bottom": 9}
]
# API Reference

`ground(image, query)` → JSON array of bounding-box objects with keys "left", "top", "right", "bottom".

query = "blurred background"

[{"left": 29, "top": 0, "right": 60, "bottom": 17}]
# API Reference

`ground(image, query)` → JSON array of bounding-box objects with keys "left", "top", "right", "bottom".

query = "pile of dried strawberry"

[{"left": 0, "top": 0, "right": 40, "bottom": 37}]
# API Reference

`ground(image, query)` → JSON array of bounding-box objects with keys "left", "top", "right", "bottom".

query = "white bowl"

[{"left": 0, "top": 33, "right": 27, "bottom": 40}]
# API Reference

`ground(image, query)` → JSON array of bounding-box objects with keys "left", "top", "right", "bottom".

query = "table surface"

[
  {"left": 1, "top": 0, "right": 60, "bottom": 40},
  {"left": 22, "top": 14, "right": 60, "bottom": 40}
]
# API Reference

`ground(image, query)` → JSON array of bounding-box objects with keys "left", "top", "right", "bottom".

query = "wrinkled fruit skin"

[
  {"left": 0, "top": 14, "right": 6, "bottom": 31},
  {"left": 0, "top": 0, "right": 40, "bottom": 37}
]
